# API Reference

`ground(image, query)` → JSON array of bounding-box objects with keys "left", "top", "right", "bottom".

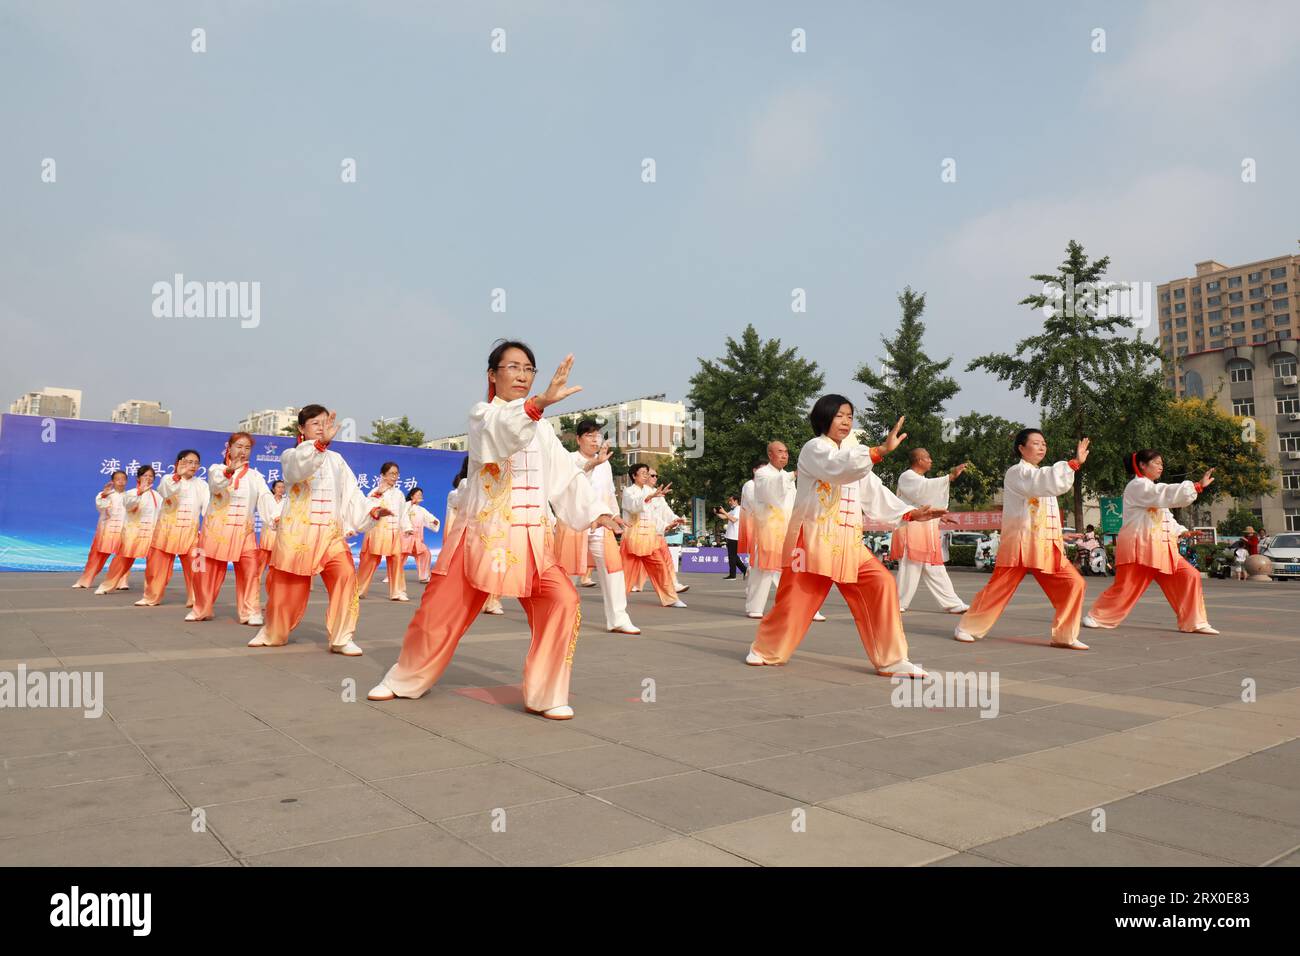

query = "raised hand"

[
  {"left": 594, "top": 514, "right": 626, "bottom": 534},
  {"left": 1200, "top": 466, "right": 1216, "bottom": 488},
  {"left": 324, "top": 410, "right": 340, "bottom": 443},
  {"left": 909, "top": 505, "right": 946, "bottom": 522},
  {"left": 536, "top": 354, "right": 583, "bottom": 410},
  {"left": 101, "top": 481, "right": 114, "bottom": 495},
  {"left": 1075, "top": 437, "right": 1090, "bottom": 464},
  {"left": 949, "top": 462, "right": 969, "bottom": 480},
  {"left": 596, "top": 440, "right": 612, "bottom": 464},
  {"left": 882, "top": 416, "right": 908, "bottom": 454}
]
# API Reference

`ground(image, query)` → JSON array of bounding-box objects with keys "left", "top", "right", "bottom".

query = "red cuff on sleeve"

[
  {"left": 1067, "top": 459, "right": 1080, "bottom": 471},
  {"left": 1193, "top": 481, "right": 1203, "bottom": 493},
  {"left": 870, "top": 447, "right": 884, "bottom": 464},
  {"left": 313, "top": 439, "right": 330, "bottom": 453},
  {"left": 523, "top": 398, "right": 543, "bottom": 421},
  {"left": 902, "top": 511, "right": 913, "bottom": 521},
  {"left": 369, "top": 508, "right": 382, "bottom": 520}
]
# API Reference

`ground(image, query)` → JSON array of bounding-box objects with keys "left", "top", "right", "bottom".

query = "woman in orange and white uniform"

[
  {"left": 96, "top": 466, "right": 162, "bottom": 594},
  {"left": 1083, "top": 449, "right": 1219, "bottom": 635},
  {"left": 73, "top": 470, "right": 128, "bottom": 589},
  {"left": 137, "top": 449, "right": 209, "bottom": 607}
]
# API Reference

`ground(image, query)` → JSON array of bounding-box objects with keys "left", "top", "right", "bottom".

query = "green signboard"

[{"left": 1100, "top": 496, "right": 1123, "bottom": 535}]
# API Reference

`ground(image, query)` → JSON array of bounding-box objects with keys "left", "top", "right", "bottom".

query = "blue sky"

[{"left": 3, "top": 0, "right": 1298, "bottom": 438}]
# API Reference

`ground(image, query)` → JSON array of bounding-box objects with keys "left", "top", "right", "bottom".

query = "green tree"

[
  {"left": 365, "top": 416, "right": 426, "bottom": 447},
  {"left": 852, "top": 287, "right": 960, "bottom": 488},
  {"left": 968, "top": 239, "right": 1164, "bottom": 530},
  {"left": 658, "top": 325, "right": 824, "bottom": 512},
  {"left": 944, "top": 412, "right": 1025, "bottom": 508},
  {"left": 1217, "top": 506, "right": 1258, "bottom": 537}
]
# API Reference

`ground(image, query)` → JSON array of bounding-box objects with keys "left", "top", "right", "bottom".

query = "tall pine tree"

[{"left": 852, "top": 287, "right": 960, "bottom": 487}]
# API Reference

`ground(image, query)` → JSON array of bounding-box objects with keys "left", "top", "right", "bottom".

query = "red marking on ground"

[{"left": 454, "top": 684, "right": 525, "bottom": 706}]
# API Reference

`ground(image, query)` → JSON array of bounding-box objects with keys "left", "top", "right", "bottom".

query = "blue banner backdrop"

[{"left": 0, "top": 414, "right": 466, "bottom": 572}]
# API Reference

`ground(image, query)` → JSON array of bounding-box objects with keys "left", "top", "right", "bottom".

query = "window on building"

[
  {"left": 1176, "top": 331, "right": 1188, "bottom": 341},
  {"left": 1208, "top": 310, "right": 1222, "bottom": 322},
  {"left": 1231, "top": 320, "right": 1246, "bottom": 331},
  {"left": 1282, "top": 330, "right": 1294, "bottom": 341},
  {"left": 1287, "top": 510, "right": 1300, "bottom": 533},
  {"left": 1233, "top": 398, "right": 1256, "bottom": 416},
  {"left": 1209, "top": 323, "right": 1223, "bottom": 335},
  {"left": 1230, "top": 365, "right": 1254, "bottom": 382},
  {"left": 1254, "top": 333, "right": 1268, "bottom": 343},
  {"left": 1228, "top": 276, "right": 1243, "bottom": 288},
  {"left": 1176, "top": 346, "right": 1188, "bottom": 356},
  {"left": 1274, "top": 282, "right": 1289, "bottom": 294},
  {"left": 1207, "top": 295, "right": 1222, "bottom": 306},
  {"left": 1253, "top": 318, "right": 1268, "bottom": 328},
  {"left": 1230, "top": 291, "right": 1244, "bottom": 302},
  {"left": 1275, "top": 358, "right": 1298, "bottom": 379},
  {"left": 1207, "top": 280, "right": 1220, "bottom": 291},
  {"left": 1174, "top": 288, "right": 1185, "bottom": 299},
  {"left": 1282, "top": 472, "right": 1300, "bottom": 491},
  {"left": 1278, "top": 398, "right": 1300, "bottom": 415},
  {"left": 1271, "top": 267, "right": 1286, "bottom": 279},
  {"left": 1278, "top": 314, "right": 1292, "bottom": 326},
  {"left": 1282, "top": 432, "right": 1300, "bottom": 453},
  {"left": 1175, "top": 303, "right": 1186, "bottom": 313},
  {"left": 1276, "top": 298, "right": 1289, "bottom": 309},
  {"left": 1175, "top": 315, "right": 1187, "bottom": 326},
  {"left": 1251, "top": 303, "right": 1266, "bottom": 312},
  {"left": 1250, "top": 287, "right": 1265, "bottom": 299},
  {"left": 1233, "top": 337, "right": 1247, "bottom": 346}
]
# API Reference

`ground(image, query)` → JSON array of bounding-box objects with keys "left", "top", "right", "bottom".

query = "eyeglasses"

[
  {"left": 648, "top": 473, "right": 658, "bottom": 478},
  {"left": 494, "top": 364, "right": 537, "bottom": 376}
]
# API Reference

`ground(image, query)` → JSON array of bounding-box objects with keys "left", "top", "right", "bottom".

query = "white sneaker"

[
  {"left": 675, "top": 583, "right": 690, "bottom": 593},
  {"left": 530, "top": 705, "right": 574, "bottom": 720},
  {"left": 331, "top": 641, "right": 364, "bottom": 656},
  {"left": 746, "top": 611, "right": 764, "bottom": 619},
  {"left": 1193, "top": 623, "right": 1220, "bottom": 635},
  {"left": 1081, "top": 614, "right": 1115, "bottom": 629},
  {"left": 247, "top": 612, "right": 264, "bottom": 626},
  {"left": 71, "top": 582, "right": 87, "bottom": 589},
  {"left": 367, "top": 683, "right": 396, "bottom": 701},
  {"left": 812, "top": 611, "right": 827, "bottom": 622},
  {"left": 608, "top": 624, "right": 642, "bottom": 635},
  {"left": 954, "top": 626, "right": 976, "bottom": 643},
  {"left": 134, "top": 598, "right": 152, "bottom": 607},
  {"left": 184, "top": 611, "right": 199, "bottom": 622},
  {"left": 946, "top": 604, "right": 970, "bottom": 614},
  {"left": 878, "top": 659, "right": 926, "bottom": 679},
  {"left": 745, "top": 650, "right": 768, "bottom": 666},
  {"left": 484, "top": 606, "right": 504, "bottom": 615},
  {"left": 671, "top": 600, "right": 687, "bottom": 608},
  {"left": 247, "top": 632, "right": 271, "bottom": 647},
  {"left": 93, "top": 585, "right": 110, "bottom": 595},
  {"left": 392, "top": 593, "right": 410, "bottom": 602}
]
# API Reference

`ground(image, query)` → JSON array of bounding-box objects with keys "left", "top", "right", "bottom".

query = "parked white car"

[{"left": 1262, "top": 534, "right": 1300, "bottom": 580}]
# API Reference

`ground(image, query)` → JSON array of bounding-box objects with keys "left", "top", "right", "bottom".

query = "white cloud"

[{"left": 742, "top": 86, "right": 835, "bottom": 192}]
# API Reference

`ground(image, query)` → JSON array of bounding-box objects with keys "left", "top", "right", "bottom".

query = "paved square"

[{"left": 1, "top": 568, "right": 1297, "bottom": 866}]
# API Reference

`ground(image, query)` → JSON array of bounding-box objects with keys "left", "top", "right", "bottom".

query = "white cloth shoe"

[
  {"left": 608, "top": 624, "right": 641, "bottom": 635},
  {"left": 746, "top": 611, "right": 764, "bottom": 619},
  {"left": 670, "top": 600, "right": 687, "bottom": 608},
  {"left": 745, "top": 649, "right": 768, "bottom": 666},
  {"left": 71, "top": 583, "right": 87, "bottom": 589},
  {"left": 331, "top": 641, "right": 364, "bottom": 656},
  {"left": 1192, "top": 623, "right": 1220, "bottom": 635},
  {"left": 1082, "top": 614, "right": 1115, "bottom": 629},
  {"left": 134, "top": 598, "right": 152, "bottom": 607},
  {"left": 812, "top": 611, "right": 827, "bottom": 622},
  {"left": 93, "top": 585, "right": 111, "bottom": 595},
  {"left": 529, "top": 705, "right": 574, "bottom": 720},
  {"left": 392, "top": 593, "right": 410, "bottom": 602},
  {"left": 878, "top": 659, "right": 926, "bottom": 679},
  {"left": 246, "top": 612, "right": 264, "bottom": 626},
  {"left": 1050, "top": 639, "right": 1090, "bottom": 650},
  {"left": 367, "top": 683, "right": 396, "bottom": 701},
  {"left": 184, "top": 611, "right": 199, "bottom": 622},
  {"left": 484, "top": 606, "right": 504, "bottom": 615},
  {"left": 953, "top": 626, "right": 976, "bottom": 643},
  {"left": 247, "top": 632, "right": 271, "bottom": 647},
  {"left": 675, "top": 583, "right": 690, "bottom": 593},
  {"left": 946, "top": 604, "right": 970, "bottom": 614}
]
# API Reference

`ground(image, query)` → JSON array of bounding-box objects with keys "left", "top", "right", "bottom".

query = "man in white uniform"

[{"left": 890, "top": 448, "right": 969, "bottom": 613}]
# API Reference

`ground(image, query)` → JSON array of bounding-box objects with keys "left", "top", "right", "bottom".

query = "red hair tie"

[{"left": 1131, "top": 452, "right": 1138, "bottom": 475}]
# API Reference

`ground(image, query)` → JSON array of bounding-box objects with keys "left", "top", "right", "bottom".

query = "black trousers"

[{"left": 725, "top": 539, "right": 746, "bottom": 577}]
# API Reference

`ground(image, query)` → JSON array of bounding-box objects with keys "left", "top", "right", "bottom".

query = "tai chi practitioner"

[
  {"left": 746, "top": 441, "right": 827, "bottom": 621},
  {"left": 189, "top": 432, "right": 276, "bottom": 624},
  {"left": 891, "top": 449, "right": 970, "bottom": 614},
  {"left": 73, "top": 470, "right": 127, "bottom": 589},
  {"left": 402, "top": 487, "right": 441, "bottom": 584},
  {"left": 647, "top": 466, "right": 690, "bottom": 593},
  {"left": 357, "top": 462, "right": 410, "bottom": 602},
  {"left": 248, "top": 405, "right": 391, "bottom": 656},
  {"left": 137, "top": 450, "right": 209, "bottom": 607},
  {"left": 257, "top": 480, "right": 286, "bottom": 583},
  {"left": 747, "top": 401, "right": 938, "bottom": 677},
  {"left": 1084, "top": 450, "right": 1219, "bottom": 635},
  {"left": 567, "top": 419, "right": 639, "bottom": 634},
  {"left": 448, "top": 462, "right": 505, "bottom": 614},
  {"left": 737, "top": 461, "right": 761, "bottom": 574},
  {"left": 96, "top": 466, "right": 160, "bottom": 594},
  {"left": 368, "top": 341, "right": 623, "bottom": 719},
  {"left": 623, "top": 463, "right": 687, "bottom": 608},
  {"left": 955, "top": 429, "right": 1090, "bottom": 649}
]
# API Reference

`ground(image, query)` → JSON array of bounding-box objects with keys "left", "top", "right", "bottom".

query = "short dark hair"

[
  {"left": 110, "top": 469, "right": 126, "bottom": 479},
  {"left": 174, "top": 448, "right": 200, "bottom": 464},
  {"left": 629, "top": 462, "right": 649, "bottom": 479},
  {"left": 271, "top": 479, "right": 285, "bottom": 492},
  {"left": 575, "top": 418, "right": 602, "bottom": 438},
  {"left": 379, "top": 461, "right": 399, "bottom": 476},
  {"left": 752, "top": 457, "right": 766, "bottom": 471},
  {"left": 487, "top": 339, "right": 536, "bottom": 372},
  {"left": 453, "top": 458, "right": 469, "bottom": 487},
  {"left": 406, "top": 486, "right": 423, "bottom": 501},
  {"left": 1124, "top": 448, "right": 1161, "bottom": 476},
  {"left": 298, "top": 404, "right": 328, "bottom": 428},
  {"left": 809, "top": 394, "right": 853, "bottom": 437},
  {"left": 136, "top": 464, "right": 156, "bottom": 479},
  {"left": 1013, "top": 428, "right": 1044, "bottom": 459}
]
